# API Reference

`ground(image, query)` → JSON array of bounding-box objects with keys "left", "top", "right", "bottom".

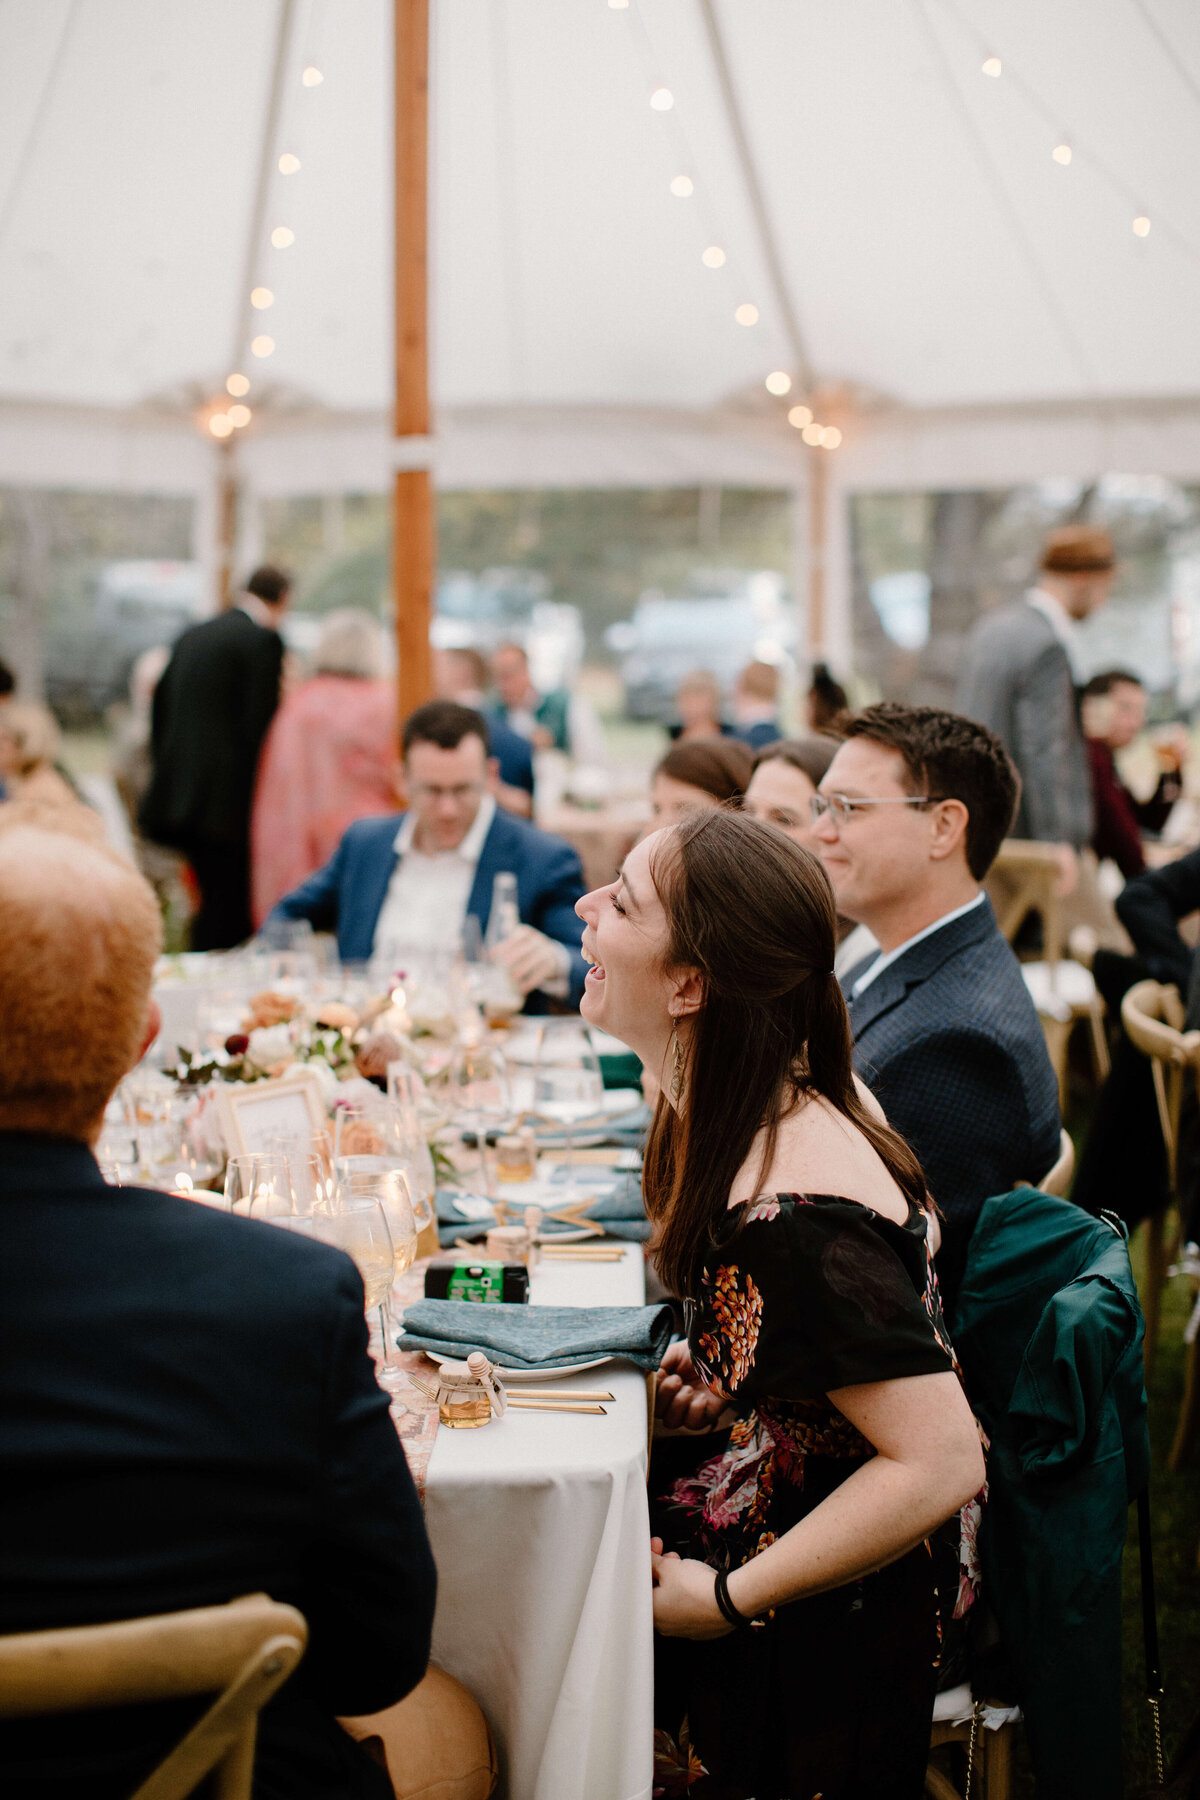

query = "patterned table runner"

[{"left": 386, "top": 1257, "right": 441, "bottom": 1504}]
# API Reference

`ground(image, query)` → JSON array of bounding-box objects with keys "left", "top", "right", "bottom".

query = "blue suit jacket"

[
  {"left": 844, "top": 896, "right": 1061, "bottom": 1310},
  {"left": 268, "top": 806, "right": 588, "bottom": 1008}
]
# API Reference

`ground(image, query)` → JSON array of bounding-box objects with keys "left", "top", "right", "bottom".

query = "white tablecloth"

[{"left": 423, "top": 1244, "right": 654, "bottom": 1800}]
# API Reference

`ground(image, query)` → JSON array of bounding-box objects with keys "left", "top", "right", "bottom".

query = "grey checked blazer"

[
  {"left": 844, "top": 896, "right": 1061, "bottom": 1311},
  {"left": 956, "top": 599, "right": 1093, "bottom": 848}
]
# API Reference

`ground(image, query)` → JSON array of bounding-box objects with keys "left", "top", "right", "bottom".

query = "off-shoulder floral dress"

[{"left": 652, "top": 1193, "right": 975, "bottom": 1800}]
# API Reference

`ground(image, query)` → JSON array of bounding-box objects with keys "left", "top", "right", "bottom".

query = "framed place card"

[{"left": 218, "top": 1072, "right": 327, "bottom": 1159}]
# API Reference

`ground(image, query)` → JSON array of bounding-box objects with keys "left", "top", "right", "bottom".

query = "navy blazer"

[
  {"left": 268, "top": 805, "right": 588, "bottom": 1008},
  {"left": 844, "top": 897, "right": 1061, "bottom": 1310},
  {"left": 0, "top": 1134, "right": 436, "bottom": 1800}
]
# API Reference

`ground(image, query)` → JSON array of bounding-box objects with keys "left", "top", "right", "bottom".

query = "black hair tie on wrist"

[{"left": 713, "top": 1566, "right": 757, "bottom": 1630}]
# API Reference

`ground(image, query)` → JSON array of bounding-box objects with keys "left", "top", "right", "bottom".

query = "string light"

[
  {"left": 801, "top": 421, "right": 823, "bottom": 446},
  {"left": 701, "top": 245, "right": 726, "bottom": 268},
  {"left": 1133, "top": 215, "right": 1151, "bottom": 237},
  {"left": 228, "top": 404, "right": 252, "bottom": 429},
  {"left": 250, "top": 286, "right": 274, "bottom": 309},
  {"left": 820, "top": 425, "right": 842, "bottom": 448},
  {"left": 608, "top": 0, "right": 629, "bottom": 8},
  {"left": 250, "top": 334, "right": 275, "bottom": 357},
  {"left": 981, "top": 56, "right": 1002, "bottom": 78},
  {"left": 649, "top": 87, "right": 674, "bottom": 111},
  {"left": 271, "top": 226, "right": 295, "bottom": 248},
  {"left": 209, "top": 413, "right": 233, "bottom": 439},
  {"left": 278, "top": 153, "right": 301, "bottom": 174},
  {"left": 765, "top": 370, "right": 791, "bottom": 395},
  {"left": 1052, "top": 143, "right": 1072, "bottom": 166},
  {"left": 226, "top": 372, "right": 250, "bottom": 397},
  {"left": 670, "top": 174, "right": 694, "bottom": 198},
  {"left": 788, "top": 404, "right": 813, "bottom": 429},
  {"left": 301, "top": 66, "right": 323, "bottom": 87},
  {"left": 734, "top": 302, "right": 759, "bottom": 326}
]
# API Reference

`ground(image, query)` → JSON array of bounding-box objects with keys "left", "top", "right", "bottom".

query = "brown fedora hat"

[{"left": 1040, "top": 524, "right": 1116, "bottom": 574}]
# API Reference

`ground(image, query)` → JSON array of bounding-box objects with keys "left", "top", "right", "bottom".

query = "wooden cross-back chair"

[
  {"left": 1120, "top": 980, "right": 1200, "bottom": 1477},
  {"left": 0, "top": 1594, "right": 306, "bottom": 1800}
]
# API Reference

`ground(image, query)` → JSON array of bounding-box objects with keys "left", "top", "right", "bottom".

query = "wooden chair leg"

[
  {"left": 983, "top": 1719, "right": 1014, "bottom": 1799},
  {"left": 1038, "top": 1016, "right": 1072, "bottom": 1113},
  {"left": 1169, "top": 1328, "right": 1200, "bottom": 1471},
  {"left": 1141, "top": 1209, "right": 1169, "bottom": 1376},
  {"left": 925, "top": 1765, "right": 961, "bottom": 1800},
  {"left": 1086, "top": 1001, "right": 1111, "bottom": 1083}
]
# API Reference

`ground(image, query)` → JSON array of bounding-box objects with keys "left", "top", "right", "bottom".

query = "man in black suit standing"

[
  {"left": 0, "top": 826, "right": 436, "bottom": 1799},
  {"left": 811, "top": 704, "right": 1061, "bottom": 1310},
  {"left": 141, "top": 565, "right": 291, "bottom": 948}
]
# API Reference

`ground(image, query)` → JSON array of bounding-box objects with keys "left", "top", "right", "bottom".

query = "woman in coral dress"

[
  {"left": 575, "top": 809, "right": 984, "bottom": 1800},
  {"left": 251, "top": 610, "right": 396, "bottom": 926}
]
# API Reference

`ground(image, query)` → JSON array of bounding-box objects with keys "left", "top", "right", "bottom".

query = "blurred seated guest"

[
  {"left": 1081, "top": 668, "right": 1185, "bottom": 879},
  {"left": 651, "top": 738, "right": 753, "bottom": 824},
  {"left": 251, "top": 610, "right": 398, "bottom": 925},
  {"left": 491, "top": 640, "right": 606, "bottom": 766},
  {"left": 806, "top": 660, "right": 850, "bottom": 734},
  {"left": 814, "top": 704, "right": 1061, "bottom": 1310},
  {"left": 141, "top": 564, "right": 290, "bottom": 950},
  {"left": 0, "top": 794, "right": 107, "bottom": 845},
  {"left": 434, "top": 647, "right": 533, "bottom": 817},
  {"left": 269, "top": 701, "right": 587, "bottom": 1010},
  {"left": 668, "top": 668, "right": 729, "bottom": 743},
  {"left": 0, "top": 655, "right": 13, "bottom": 706},
  {"left": 0, "top": 826, "right": 437, "bottom": 1800},
  {"left": 574, "top": 811, "right": 983, "bottom": 1797},
  {"left": 0, "top": 702, "right": 81, "bottom": 810},
  {"left": 730, "top": 659, "right": 782, "bottom": 750},
  {"left": 744, "top": 736, "right": 878, "bottom": 978}
]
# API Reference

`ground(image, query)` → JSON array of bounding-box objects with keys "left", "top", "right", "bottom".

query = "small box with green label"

[{"left": 424, "top": 1258, "right": 530, "bottom": 1304}]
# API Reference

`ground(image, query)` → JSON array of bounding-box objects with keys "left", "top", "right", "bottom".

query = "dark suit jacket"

[
  {"left": 0, "top": 1135, "right": 436, "bottom": 1800},
  {"left": 141, "top": 608, "right": 284, "bottom": 849},
  {"left": 268, "top": 807, "right": 588, "bottom": 1007},
  {"left": 483, "top": 711, "right": 535, "bottom": 795},
  {"left": 1115, "top": 845, "right": 1200, "bottom": 998},
  {"left": 844, "top": 897, "right": 1061, "bottom": 1310}
]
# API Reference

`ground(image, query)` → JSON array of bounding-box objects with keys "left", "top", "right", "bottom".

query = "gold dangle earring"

[{"left": 670, "top": 1017, "right": 685, "bottom": 1102}]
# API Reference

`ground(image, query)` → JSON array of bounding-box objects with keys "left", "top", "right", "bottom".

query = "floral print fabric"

[{"left": 652, "top": 1193, "right": 966, "bottom": 1800}]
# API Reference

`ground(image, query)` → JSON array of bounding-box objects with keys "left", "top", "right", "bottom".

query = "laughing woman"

[{"left": 575, "top": 810, "right": 983, "bottom": 1800}]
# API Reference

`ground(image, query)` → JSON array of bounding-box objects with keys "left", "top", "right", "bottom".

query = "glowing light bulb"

[
  {"left": 787, "top": 404, "right": 813, "bottom": 430},
  {"left": 209, "top": 413, "right": 234, "bottom": 439},
  {"left": 734, "top": 302, "right": 759, "bottom": 327},
  {"left": 765, "top": 370, "right": 792, "bottom": 396},
  {"left": 271, "top": 226, "right": 295, "bottom": 248},
  {"left": 609, "top": 0, "right": 629, "bottom": 9},
  {"left": 226, "top": 372, "right": 250, "bottom": 397},
  {"left": 650, "top": 87, "right": 674, "bottom": 111},
  {"left": 1133, "top": 215, "right": 1151, "bottom": 237},
  {"left": 820, "top": 425, "right": 842, "bottom": 449},
  {"left": 701, "top": 245, "right": 726, "bottom": 269},
  {"left": 1052, "top": 143, "right": 1072, "bottom": 166},
  {"left": 251, "top": 286, "right": 274, "bottom": 309},
  {"left": 801, "top": 422, "right": 823, "bottom": 446},
  {"left": 278, "top": 153, "right": 301, "bottom": 175},
  {"left": 302, "top": 66, "right": 324, "bottom": 87},
  {"left": 981, "top": 56, "right": 1001, "bottom": 77},
  {"left": 228, "top": 403, "right": 252, "bottom": 428},
  {"left": 251, "top": 334, "right": 275, "bottom": 357},
  {"left": 670, "top": 174, "right": 694, "bottom": 198}
]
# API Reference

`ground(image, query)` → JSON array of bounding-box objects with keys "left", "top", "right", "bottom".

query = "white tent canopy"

[{"left": 4, "top": 0, "right": 1200, "bottom": 654}]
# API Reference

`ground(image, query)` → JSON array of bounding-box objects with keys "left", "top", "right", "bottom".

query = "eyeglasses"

[
  {"left": 810, "top": 792, "right": 947, "bottom": 827},
  {"left": 408, "top": 780, "right": 485, "bottom": 804}
]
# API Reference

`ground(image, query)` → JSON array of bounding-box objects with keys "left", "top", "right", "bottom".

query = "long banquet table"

[{"left": 419, "top": 1242, "right": 654, "bottom": 1800}]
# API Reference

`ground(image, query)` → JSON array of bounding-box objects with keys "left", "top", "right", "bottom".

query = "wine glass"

[
  {"left": 534, "top": 1022, "right": 604, "bottom": 1203},
  {"left": 444, "top": 1035, "right": 512, "bottom": 1193},
  {"left": 268, "top": 1135, "right": 334, "bottom": 1216},
  {"left": 315, "top": 1194, "right": 407, "bottom": 1403}
]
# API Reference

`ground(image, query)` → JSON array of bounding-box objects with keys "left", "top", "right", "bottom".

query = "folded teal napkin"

[
  {"left": 435, "top": 1173, "right": 649, "bottom": 1248},
  {"left": 397, "top": 1299, "right": 673, "bottom": 1371}
]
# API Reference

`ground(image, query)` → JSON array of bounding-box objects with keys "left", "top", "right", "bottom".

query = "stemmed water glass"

[
  {"left": 315, "top": 1190, "right": 409, "bottom": 1406},
  {"left": 533, "top": 1022, "right": 604, "bottom": 1203},
  {"left": 443, "top": 1036, "right": 512, "bottom": 1194},
  {"left": 337, "top": 1092, "right": 435, "bottom": 1239}
]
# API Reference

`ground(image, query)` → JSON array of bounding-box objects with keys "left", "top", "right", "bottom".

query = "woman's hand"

[
  {"left": 655, "top": 1339, "right": 730, "bottom": 1431},
  {"left": 650, "top": 1539, "right": 734, "bottom": 1639}
]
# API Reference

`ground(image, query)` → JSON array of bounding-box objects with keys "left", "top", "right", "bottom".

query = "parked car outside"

[
  {"left": 606, "top": 571, "right": 795, "bottom": 721},
  {"left": 44, "top": 560, "right": 205, "bottom": 724}
]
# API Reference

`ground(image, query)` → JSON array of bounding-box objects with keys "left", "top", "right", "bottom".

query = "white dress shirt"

[
  {"left": 851, "top": 891, "right": 985, "bottom": 997},
  {"left": 372, "top": 795, "right": 497, "bottom": 963},
  {"left": 1026, "top": 587, "right": 1083, "bottom": 677}
]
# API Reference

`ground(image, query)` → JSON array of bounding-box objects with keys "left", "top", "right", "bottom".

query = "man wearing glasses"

[
  {"left": 268, "top": 701, "right": 586, "bottom": 1010},
  {"left": 811, "top": 702, "right": 1060, "bottom": 1311}
]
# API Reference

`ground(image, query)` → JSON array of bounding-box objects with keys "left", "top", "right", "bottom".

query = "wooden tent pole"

[
  {"left": 392, "top": 0, "right": 434, "bottom": 724},
  {"left": 807, "top": 446, "right": 827, "bottom": 661}
]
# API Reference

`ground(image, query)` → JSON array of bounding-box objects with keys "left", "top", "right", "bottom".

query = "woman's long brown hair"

[{"left": 643, "top": 808, "right": 929, "bottom": 1297}]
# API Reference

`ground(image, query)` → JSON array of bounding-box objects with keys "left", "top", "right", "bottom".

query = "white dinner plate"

[{"left": 424, "top": 1351, "right": 615, "bottom": 1383}]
